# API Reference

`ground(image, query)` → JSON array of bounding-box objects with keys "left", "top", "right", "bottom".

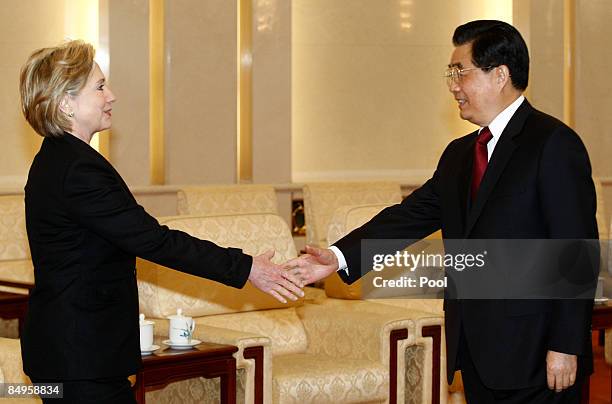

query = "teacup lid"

[
  {"left": 139, "top": 313, "right": 154, "bottom": 326},
  {"left": 166, "top": 308, "right": 189, "bottom": 320}
]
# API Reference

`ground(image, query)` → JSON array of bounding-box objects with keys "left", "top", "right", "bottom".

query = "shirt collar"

[{"left": 480, "top": 95, "right": 525, "bottom": 139}]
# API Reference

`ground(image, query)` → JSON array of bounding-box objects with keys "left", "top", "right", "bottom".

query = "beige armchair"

[
  {"left": 594, "top": 178, "right": 607, "bottom": 242},
  {"left": 137, "top": 213, "right": 414, "bottom": 403},
  {"left": 323, "top": 202, "right": 452, "bottom": 404},
  {"left": 303, "top": 182, "right": 402, "bottom": 247},
  {"left": 177, "top": 185, "right": 279, "bottom": 216},
  {"left": 597, "top": 177, "right": 612, "bottom": 379},
  {"left": 0, "top": 337, "right": 39, "bottom": 403},
  {"left": 0, "top": 195, "right": 34, "bottom": 338},
  {"left": 0, "top": 195, "right": 33, "bottom": 288}
]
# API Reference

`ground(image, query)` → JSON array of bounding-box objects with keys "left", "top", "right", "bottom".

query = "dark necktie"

[{"left": 471, "top": 126, "right": 493, "bottom": 201}]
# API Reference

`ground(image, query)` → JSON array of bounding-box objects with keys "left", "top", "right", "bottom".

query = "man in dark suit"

[{"left": 288, "top": 20, "right": 597, "bottom": 403}]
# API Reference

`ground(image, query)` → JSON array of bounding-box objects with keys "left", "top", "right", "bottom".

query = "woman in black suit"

[{"left": 18, "top": 40, "right": 303, "bottom": 403}]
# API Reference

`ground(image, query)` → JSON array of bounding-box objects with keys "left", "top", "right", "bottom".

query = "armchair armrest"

[
  {"left": 0, "top": 260, "right": 34, "bottom": 289},
  {"left": 297, "top": 304, "right": 413, "bottom": 404},
  {"left": 309, "top": 299, "right": 446, "bottom": 404},
  {"left": 0, "top": 338, "right": 29, "bottom": 384},
  {"left": 297, "top": 304, "right": 413, "bottom": 363},
  {"left": 0, "top": 337, "right": 40, "bottom": 404}
]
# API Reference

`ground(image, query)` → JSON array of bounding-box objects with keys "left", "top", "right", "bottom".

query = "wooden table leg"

[
  {"left": 134, "top": 373, "right": 145, "bottom": 404},
  {"left": 220, "top": 357, "right": 236, "bottom": 404},
  {"left": 580, "top": 375, "right": 590, "bottom": 404}
]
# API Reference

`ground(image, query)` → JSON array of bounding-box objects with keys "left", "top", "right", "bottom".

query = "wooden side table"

[
  {"left": 0, "top": 279, "right": 32, "bottom": 337},
  {"left": 585, "top": 301, "right": 612, "bottom": 404},
  {"left": 134, "top": 341, "right": 238, "bottom": 404}
]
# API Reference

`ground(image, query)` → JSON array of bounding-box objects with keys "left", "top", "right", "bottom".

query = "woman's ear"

[{"left": 59, "top": 96, "right": 74, "bottom": 118}]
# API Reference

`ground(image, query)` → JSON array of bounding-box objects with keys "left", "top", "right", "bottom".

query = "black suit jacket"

[
  {"left": 21, "top": 133, "right": 252, "bottom": 380},
  {"left": 334, "top": 100, "right": 598, "bottom": 389}
]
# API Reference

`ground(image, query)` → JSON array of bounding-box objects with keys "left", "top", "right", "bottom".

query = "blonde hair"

[{"left": 19, "top": 40, "right": 95, "bottom": 138}]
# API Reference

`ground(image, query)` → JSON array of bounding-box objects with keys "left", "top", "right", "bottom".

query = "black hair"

[{"left": 453, "top": 20, "right": 529, "bottom": 90}]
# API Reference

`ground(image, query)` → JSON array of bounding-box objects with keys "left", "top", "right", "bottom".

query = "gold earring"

[{"left": 67, "top": 111, "right": 74, "bottom": 117}]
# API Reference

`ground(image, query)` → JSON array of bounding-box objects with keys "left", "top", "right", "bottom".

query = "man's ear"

[{"left": 496, "top": 65, "right": 510, "bottom": 86}]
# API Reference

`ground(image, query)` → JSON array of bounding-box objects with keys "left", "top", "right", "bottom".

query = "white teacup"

[
  {"left": 167, "top": 308, "right": 195, "bottom": 345},
  {"left": 139, "top": 313, "right": 154, "bottom": 350}
]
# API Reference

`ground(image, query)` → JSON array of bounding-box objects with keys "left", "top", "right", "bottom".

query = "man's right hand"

[{"left": 284, "top": 245, "right": 340, "bottom": 285}]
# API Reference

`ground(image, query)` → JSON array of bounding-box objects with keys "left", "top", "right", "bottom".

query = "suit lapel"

[{"left": 464, "top": 100, "right": 534, "bottom": 236}]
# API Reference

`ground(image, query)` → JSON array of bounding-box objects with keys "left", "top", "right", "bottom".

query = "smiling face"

[
  {"left": 63, "top": 63, "right": 115, "bottom": 142},
  {"left": 448, "top": 43, "right": 501, "bottom": 127}
]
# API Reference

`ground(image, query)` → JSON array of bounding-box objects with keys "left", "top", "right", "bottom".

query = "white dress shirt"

[{"left": 330, "top": 95, "right": 526, "bottom": 275}]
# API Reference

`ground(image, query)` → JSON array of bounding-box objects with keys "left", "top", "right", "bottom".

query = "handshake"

[{"left": 248, "top": 246, "right": 342, "bottom": 303}]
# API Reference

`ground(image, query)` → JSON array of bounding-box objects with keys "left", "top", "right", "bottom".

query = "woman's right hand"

[{"left": 248, "top": 250, "right": 305, "bottom": 303}]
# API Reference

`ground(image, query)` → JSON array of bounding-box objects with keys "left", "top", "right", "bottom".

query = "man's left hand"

[{"left": 546, "top": 350, "right": 577, "bottom": 392}]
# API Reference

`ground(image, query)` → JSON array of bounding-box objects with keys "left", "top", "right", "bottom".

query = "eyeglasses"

[{"left": 444, "top": 66, "right": 493, "bottom": 88}]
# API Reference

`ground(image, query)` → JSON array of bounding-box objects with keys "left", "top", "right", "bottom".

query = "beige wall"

[
  {"left": 164, "top": 0, "right": 238, "bottom": 185},
  {"left": 523, "top": 0, "right": 565, "bottom": 119},
  {"left": 0, "top": 1, "right": 66, "bottom": 188},
  {"left": 513, "top": 0, "right": 612, "bottom": 180},
  {"left": 575, "top": 0, "right": 612, "bottom": 178},
  {"left": 107, "top": 0, "right": 150, "bottom": 186},
  {"left": 252, "top": 0, "right": 292, "bottom": 183},
  {"left": 291, "top": 0, "right": 512, "bottom": 183},
  {"left": 1, "top": 0, "right": 611, "bottom": 195}
]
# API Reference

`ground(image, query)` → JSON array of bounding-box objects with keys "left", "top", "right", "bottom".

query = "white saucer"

[
  {"left": 141, "top": 344, "right": 160, "bottom": 355},
  {"left": 595, "top": 297, "right": 609, "bottom": 304},
  {"left": 162, "top": 339, "right": 202, "bottom": 350}
]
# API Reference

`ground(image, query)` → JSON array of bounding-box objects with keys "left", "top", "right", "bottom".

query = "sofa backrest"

[
  {"left": 303, "top": 181, "right": 402, "bottom": 247},
  {"left": 594, "top": 177, "right": 608, "bottom": 240},
  {"left": 177, "top": 185, "right": 278, "bottom": 216},
  {"left": 137, "top": 213, "right": 302, "bottom": 318},
  {"left": 0, "top": 195, "right": 30, "bottom": 261},
  {"left": 325, "top": 203, "right": 393, "bottom": 300},
  {"left": 327, "top": 203, "right": 391, "bottom": 245}
]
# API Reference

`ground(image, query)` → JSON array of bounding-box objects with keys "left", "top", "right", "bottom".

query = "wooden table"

[
  {"left": 134, "top": 341, "right": 238, "bottom": 404},
  {"left": 592, "top": 300, "right": 612, "bottom": 329},
  {"left": 583, "top": 301, "right": 612, "bottom": 404}
]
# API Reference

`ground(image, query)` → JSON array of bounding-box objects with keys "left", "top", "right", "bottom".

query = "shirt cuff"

[{"left": 329, "top": 245, "right": 349, "bottom": 276}]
